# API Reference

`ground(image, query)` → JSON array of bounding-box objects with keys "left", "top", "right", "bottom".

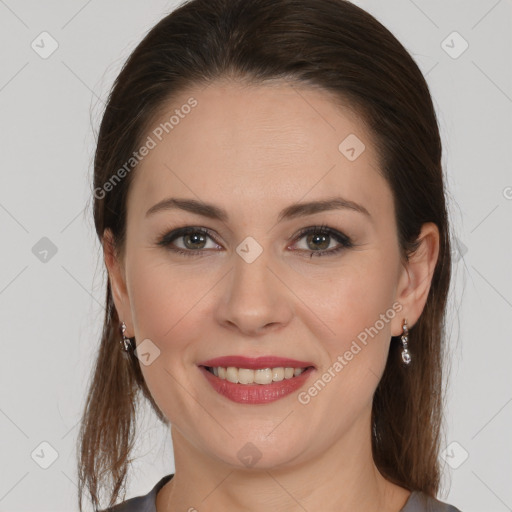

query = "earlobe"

[
  {"left": 102, "top": 229, "right": 132, "bottom": 331},
  {"left": 394, "top": 222, "right": 440, "bottom": 332}
]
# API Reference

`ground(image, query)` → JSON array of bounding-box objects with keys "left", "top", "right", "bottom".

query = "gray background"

[{"left": 0, "top": 1, "right": 511, "bottom": 511}]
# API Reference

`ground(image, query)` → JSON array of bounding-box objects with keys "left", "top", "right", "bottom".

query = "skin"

[{"left": 103, "top": 79, "right": 440, "bottom": 511}]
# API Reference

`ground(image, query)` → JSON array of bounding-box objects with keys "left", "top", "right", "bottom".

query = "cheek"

[
  {"left": 127, "top": 252, "right": 210, "bottom": 340},
  {"left": 291, "top": 250, "right": 398, "bottom": 370},
  {"left": 125, "top": 254, "right": 213, "bottom": 421},
  {"left": 295, "top": 265, "right": 398, "bottom": 425},
  {"left": 303, "top": 249, "right": 397, "bottom": 313},
  {"left": 125, "top": 253, "right": 224, "bottom": 395}
]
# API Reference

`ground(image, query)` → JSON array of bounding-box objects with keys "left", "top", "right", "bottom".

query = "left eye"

[{"left": 291, "top": 226, "right": 353, "bottom": 257}]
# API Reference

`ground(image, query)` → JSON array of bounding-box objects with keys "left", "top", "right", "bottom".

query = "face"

[{"left": 104, "top": 79, "right": 430, "bottom": 471}]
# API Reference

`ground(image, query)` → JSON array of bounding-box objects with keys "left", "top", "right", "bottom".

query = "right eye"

[{"left": 156, "top": 226, "right": 223, "bottom": 256}]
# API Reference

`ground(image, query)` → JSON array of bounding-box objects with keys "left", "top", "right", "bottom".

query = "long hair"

[{"left": 78, "top": 0, "right": 452, "bottom": 509}]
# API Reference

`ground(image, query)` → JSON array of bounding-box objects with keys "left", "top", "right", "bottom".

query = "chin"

[{"left": 206, "top": 433, "right": 307, "bottom": 471}]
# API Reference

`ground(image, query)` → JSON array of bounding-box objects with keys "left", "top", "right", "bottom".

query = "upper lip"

[{"left": 198, "top": 355, "right": 315, "bottom": 370}]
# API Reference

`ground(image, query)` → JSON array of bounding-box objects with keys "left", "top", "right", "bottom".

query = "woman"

[{"left": 78, "top": 0, "right": 462, "bottom": 510}]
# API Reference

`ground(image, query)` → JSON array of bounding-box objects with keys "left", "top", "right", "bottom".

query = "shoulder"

[
  {"left": 99, "top": 474, "right": 174, "bottom": 512},
  {"left": 401, "top": 490, "right": 462, "bottom": 512}
]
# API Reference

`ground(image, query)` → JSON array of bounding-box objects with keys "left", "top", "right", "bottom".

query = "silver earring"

[
  {"left": 401, "top": 319, "right": 411, "bottom": 365},
  {"left": 120, "top": 321, "right": 134, "bottom": 353}
]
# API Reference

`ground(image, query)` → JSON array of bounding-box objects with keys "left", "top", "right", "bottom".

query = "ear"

[
  {"left": 393, "top": 222, "right": 440, "bottom": 335},
  {"left": 103, "top": 228, "right": 134, "bottom": 336}
]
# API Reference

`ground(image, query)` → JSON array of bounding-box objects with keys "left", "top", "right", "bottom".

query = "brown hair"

[{"left": 78, "top": 0, "right": 453, "bottom": 509}]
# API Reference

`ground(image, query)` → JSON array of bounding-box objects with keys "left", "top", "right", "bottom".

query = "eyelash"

[{"left": 156, "top": 224, "right": 354, "bottom": 258}]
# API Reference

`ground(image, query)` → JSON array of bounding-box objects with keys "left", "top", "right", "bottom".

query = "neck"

[{"left": 156, "top": 412, "right": 411, "bottom": 512}]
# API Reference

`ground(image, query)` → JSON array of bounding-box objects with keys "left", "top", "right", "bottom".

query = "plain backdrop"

[{"left": 0, "top": 1, "right": 511, "bottom": 511}]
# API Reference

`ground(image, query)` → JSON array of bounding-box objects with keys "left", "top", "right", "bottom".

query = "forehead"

[{"left": 127, "top": 79, "right": 391, "bottom": 222}]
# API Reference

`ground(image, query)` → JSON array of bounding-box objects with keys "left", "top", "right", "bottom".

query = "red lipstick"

[
  {"left": 197, "top": 355, "right": 315, "bottom": 370},
  {"left": 197, "top": 355, "right": 316, "bottom": 404}
]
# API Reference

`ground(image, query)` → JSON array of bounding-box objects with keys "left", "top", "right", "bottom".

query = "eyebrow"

[{"left": 145, "top": 196, "right": 371, "bottom": 222}]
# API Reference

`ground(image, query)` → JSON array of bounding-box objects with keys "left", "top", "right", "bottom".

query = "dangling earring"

[
  {"left": 120, "top": 321, "right": 134, "bottom": 353},
  {"left": 401, "top": 319, "right": 411, "bottom": 365}
]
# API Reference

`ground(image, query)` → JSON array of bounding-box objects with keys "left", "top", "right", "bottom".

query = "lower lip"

[{"left": 198, "top": 365, "right": 315, "bottom": 404}]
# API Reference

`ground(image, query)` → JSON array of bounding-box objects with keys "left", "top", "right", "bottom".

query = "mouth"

[
  {"left": 196, "top": 356, "right": 316, "bottom": 404},
  {"left": 200, "top": 365, "right": 314, "bottom": 385}
]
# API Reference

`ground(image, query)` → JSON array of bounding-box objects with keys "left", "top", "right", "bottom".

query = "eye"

[
  {"left": 156, "top": 226, "right": 222, "bottom": 256},
  {"left": 290, "top": 225, "right": 354, "bottom": 257},
  {"left": 157, "top": 224, "right": 354, "bottom": 258}
]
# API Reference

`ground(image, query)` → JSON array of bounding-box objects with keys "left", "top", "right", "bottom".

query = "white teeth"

[
  {"left": 272, "top": 367, "right": 284, "bottom": 381},
  {"left": 238, "top": 368, "right": 254, "bottom": 384},
  {"left": 254, "top": 368, "right": 272, "bottom": 384},
  {"left": 226, "top": 367, "right": 238, "bottom": 383},
  {"left": 284, "top": 367, "right": 294, "bottom": 379},
  {"left": 208, "top": 366, "right": 308, "bottom": 385}
]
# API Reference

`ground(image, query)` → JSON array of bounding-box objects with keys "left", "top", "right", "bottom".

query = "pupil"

[
  {"left": 308, "top": 233, "right": 329, "bottom": 250},
  {"left": 185, "top": 232, "right": 206, "bottom": 249}
]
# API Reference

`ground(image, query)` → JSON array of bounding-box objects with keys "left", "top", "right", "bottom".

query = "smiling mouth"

[{"left": 202, "top": 365, "right": 314, "bottom": 385}]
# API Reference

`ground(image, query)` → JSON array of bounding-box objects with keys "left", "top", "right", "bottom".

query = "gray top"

[{"left": 104, "top": 474, "right": 462, "bottom": 512}]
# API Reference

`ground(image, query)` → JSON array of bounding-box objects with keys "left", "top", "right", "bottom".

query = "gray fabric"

[
  {"left": 103, "top": 474, "right": 462, "bottom": 511},
  {"left": 102, "top": 475, "right": 172, "bottom": 512},
  {"left": 401, "top": 490, "right": 462, "bottom": 512}
]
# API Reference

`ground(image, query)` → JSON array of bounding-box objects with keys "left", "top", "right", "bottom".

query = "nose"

[{"left": 214, "top": 248, "right": 293, "bottom": 336}]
